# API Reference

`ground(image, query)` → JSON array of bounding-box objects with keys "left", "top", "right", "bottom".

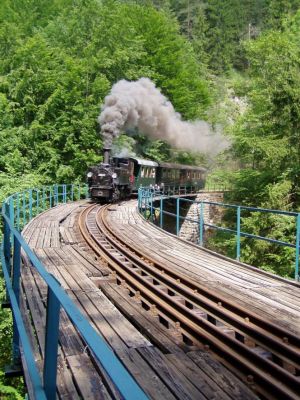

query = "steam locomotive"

[{"left": 87, "top": 148, "right": 207, "bottom": 202}]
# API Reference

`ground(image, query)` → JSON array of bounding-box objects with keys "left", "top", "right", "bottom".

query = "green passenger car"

[{"left": 130, "top": 158, "right": 158, "bottom": 191}]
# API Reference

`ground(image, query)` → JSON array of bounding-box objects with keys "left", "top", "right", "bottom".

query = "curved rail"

[{"left": 79, "top": 203, "right": 300, "bottom": 400}]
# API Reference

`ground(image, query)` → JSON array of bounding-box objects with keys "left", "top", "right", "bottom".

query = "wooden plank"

[
  {"left": 23, "top": 253, "right": 86, "bottom": 358},
  {"left": 187, "top": 350, "right": 258, "bottom": 400},
  {"left": 50, "top": 225, "right": 60, "bottom": 248},
  {"left": 56, "top": 356, "right": 81, "bottom": 400},
  {"left": 20, "top": 286, "right": 42, "bottom": 363},
  {"left": 21, "top": 263, "right": 46, "bottom": 354},
  {"left": 35, "top": 227, "right": 47, "bottom": 249},
  {"left": 42, "top": 226, "right": 52, "bottom": 248},
  {"left": 100, "top": 282, "right": 189, "bottom": 354},
  {"left": 66, "top": 244, "right": 108, "bottom": 276},
  {"left": 252, "top": 286, "right": 300, "bottom": 312},
  {"left": 87, "top": 290, "right": 151, "bottom": 349},
  {"left": 137, "top": 346, "right": 207, "bottom": 400},
  {"left": 166, "top": 352, "right": 246, "bottom": 400},
  {"left": 66, "top": 354, "right": 112, "bottom": 400},
  {"left": 73, "top": 290, "right": 128, "bottom": 351},
  {"left": 115, "top": 347, "right": 177, "bottom": 400}
]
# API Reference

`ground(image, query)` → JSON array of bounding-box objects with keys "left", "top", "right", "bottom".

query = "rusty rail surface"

[{"left": 78, "top": 203, "right": 300, "bottom": 400}]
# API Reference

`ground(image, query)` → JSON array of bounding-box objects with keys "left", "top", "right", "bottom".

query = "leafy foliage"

[
  {"left": 0, "top": 0, "right": 210, "bottom": 184},
  {"left": 207, "top": 12, "right": 300, "bottom": 278}
]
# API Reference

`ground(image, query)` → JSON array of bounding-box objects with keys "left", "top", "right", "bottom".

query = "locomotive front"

[{"left": 87, "top": 148, "right": 118, "bottom": 201}]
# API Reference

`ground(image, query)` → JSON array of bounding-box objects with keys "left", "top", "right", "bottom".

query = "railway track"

[{"left": 79, "top": 203, "right": 300, "bottom": 400}]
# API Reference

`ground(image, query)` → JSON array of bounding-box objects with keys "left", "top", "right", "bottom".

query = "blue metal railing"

[
  {"left": 1, "top": 184, "right": 148, "bottom": 400},
  {"left": 138, "top": 187, "right": 300, "bottom": 281}
]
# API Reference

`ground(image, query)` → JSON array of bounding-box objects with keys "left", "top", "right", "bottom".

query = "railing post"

[
  {"left": 55, "top": 185, "right": 58, "bottom": 205},
  {"left": 144, "top": 189, "right": 147, "bottom": 209},
  {"left": 176, "top": 198, "right": 180, "bottom": 236},
  {"left": 78, "top": 184, "right": 81, "bottom": 200},
  {"left": 295, "top": 213, "right": 300, "bottom": 281},
  {"left": 9, "top": 196, "right": 14, "bottom": 228},
  {"left": 23, "top": 191, "right": 26, "bottom": 226},
  {"left": 49, "top": 187, "right": 53, "bottom": 208},
  {"left": 4, "top": 203, "right": 11, "bottom": 272},
  {"left": 43, "top": 286, "right": 60, "bottom": 400},
  {"left": 63, "top": 185, "right": 67, "bottom": 204},
  {"left": 36, "top": 189, "right": 40, "bottom": 216},
  {"left": 16, "top": 193, "right": 20, "bottom": 231},
  {"left": 71, "top": 184, "right": 74, "bottom": 202},
  {"left": 199, "top": 202, "right": 204, "bottom": 246},
  {"left": 9, "top": 197, "right": 15, "bottom": 245},
  {"left": 12, "top": 237, "right": 21, "bottom": 363},
  {"left": 150, "top": 192, "right": 153, "bottom": 221},
  {"left": 160, "top": 196, "right": 163, "bottom": 228},
  {"left": 29, "top": 189, "right": 33, "bottom": 221},
  {"left": 42, "top": 187, "right": 45, "bottom": 211},
  {"left": 138, "top": 188, "right": 141, "bottom": 211},
  {"left": 85, "top": 184, "right": 89, "bottom": 199},
  {"left": 236, "top": 206, "right": 241, "bottom": 261}
]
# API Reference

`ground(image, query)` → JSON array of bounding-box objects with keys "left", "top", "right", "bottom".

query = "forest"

[{"left": 0, "top": 0, "right": 300, "bottom": 397}]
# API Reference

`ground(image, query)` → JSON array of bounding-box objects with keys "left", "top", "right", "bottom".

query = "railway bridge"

[{"left": 1, "top": 184, "right": 300, "bottom": 400}]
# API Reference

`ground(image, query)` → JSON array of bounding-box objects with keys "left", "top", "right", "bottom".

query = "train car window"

[
  {"left": 151, "top": 168, "right": 156, "bottom": 178},
  {"left": 141, "top": 167, "right": 145, "bottom": 178}
]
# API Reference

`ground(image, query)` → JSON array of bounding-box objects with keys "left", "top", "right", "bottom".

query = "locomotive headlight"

[
  {"left": 87, "top": 172, "right": 93, "bottom": 178},
  {"left": 112, "top": 173, "right": 117, "bottom": 179}
]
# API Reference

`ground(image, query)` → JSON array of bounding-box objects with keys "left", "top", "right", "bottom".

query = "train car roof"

[
  {"left": 159, "top": 162, "right": 207, "bottom": 171},
  {"left": 129, "top": 157, "right": 159, "bottom": 167}
]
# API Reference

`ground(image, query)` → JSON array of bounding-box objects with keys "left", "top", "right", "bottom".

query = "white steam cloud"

[{"left": 98, "top": 78, "right": 228, "bottom": 155}]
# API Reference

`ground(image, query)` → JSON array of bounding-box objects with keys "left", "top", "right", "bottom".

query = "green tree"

[
  {"left": 212, "top": 12, "right": 300, "bottom": 278},
  {"left": 0, "top": 0, "right": 211, "bottom": 183},
  {"left": 201, "top": 0, "right": 269, "bottom": 72},
  {"left": 265, "top": 0, "right": 300, "bottom": 29}
]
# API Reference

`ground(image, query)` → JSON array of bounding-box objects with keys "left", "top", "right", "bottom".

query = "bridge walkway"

[{"left": 21, "top": 200, "right": 256, "bottom": 400}]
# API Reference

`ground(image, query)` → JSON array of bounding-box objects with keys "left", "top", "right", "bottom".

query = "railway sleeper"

[{"left": 251, "top": 346, "right": 273, "bottom": 360}]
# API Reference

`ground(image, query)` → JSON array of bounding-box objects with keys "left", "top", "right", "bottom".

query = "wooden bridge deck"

[
  {"left": 108, "top": 200, "right": 300, "bottom": 336},
  {"left": 20, "top": 199, "right": 300, "bottom": 399}
]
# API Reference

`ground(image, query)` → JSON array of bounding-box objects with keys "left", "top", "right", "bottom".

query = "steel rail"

[
  {"left": 101, "top": 206, "right": 300, "bottom": 347},
  {"left": 97, "top": 210, "right": 300, "bottom": 368},
  {"left": 79, "top": 203, "right": 300, "bottom": 400}
]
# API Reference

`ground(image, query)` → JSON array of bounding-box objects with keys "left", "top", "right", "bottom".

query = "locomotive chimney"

[{"left": 103, "top": 148, "right": 111, "bottom": 164}]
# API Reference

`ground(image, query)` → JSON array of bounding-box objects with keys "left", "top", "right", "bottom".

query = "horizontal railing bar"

[{"left": 156, "top": 208, "right": 298, "bottom": 248}]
